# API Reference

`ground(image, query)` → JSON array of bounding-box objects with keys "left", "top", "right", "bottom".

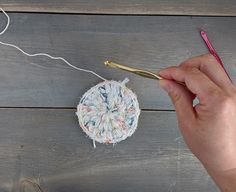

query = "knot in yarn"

[{"left": 76, "top": 79, "right": 140, "bottom": 146}]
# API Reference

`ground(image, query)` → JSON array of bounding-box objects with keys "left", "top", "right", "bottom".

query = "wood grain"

[
  {"left": 1, "top": 0, "right": 236, "bottom": 16},
  {"left": 0, "top": 3, "right": 231, "bottom": 192},
  {"left": 0, "top": 13, "right": 236, "bottom": 109},
  {"left": 0, "top": 108, "right": 218, "bottom": 191}
]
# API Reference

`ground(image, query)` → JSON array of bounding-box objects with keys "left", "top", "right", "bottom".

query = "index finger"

[
  {"left": 180, "top": 54, "right": 232, "bottom": 90},
  {"left": 159, "top": 66, "right": 222, "bottom": 105}
]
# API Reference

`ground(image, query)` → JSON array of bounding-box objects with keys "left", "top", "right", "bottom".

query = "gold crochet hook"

[
  {"left": 104, "top": 60, "right": 186, "bottom": 86},
  {"left": 104, "top": 61, "right": 163, "bottom": 80}
]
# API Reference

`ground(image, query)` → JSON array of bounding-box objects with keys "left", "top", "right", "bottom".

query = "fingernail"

[{"left": 159, "top": 80, "right": 171, "bottom": 93}]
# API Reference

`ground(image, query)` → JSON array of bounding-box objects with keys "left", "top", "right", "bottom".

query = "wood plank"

[
  {"left": 0, "top": 109, "right": 218, "bottom": 191},
  {"left": 0, "top": 13, "right": 236, "bottom": 109},
  {"left": 1, "top": 0, "right": 236, "bottom": 16}
]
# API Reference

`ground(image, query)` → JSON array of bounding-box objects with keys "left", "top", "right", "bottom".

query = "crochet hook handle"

[
  {"left": 199, "top": 29, "right": 232, "bottom": 82},
  {"left": 104, "top": 60, "right": 163, "bottom": 80},
  {"left": 104, "top": 60, "right": 186, "bottom": 86}
]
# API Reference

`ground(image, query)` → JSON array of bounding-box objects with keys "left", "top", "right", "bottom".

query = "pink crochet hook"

[{"left": 199, "top": 29, "right": 232, "bottom": 82}]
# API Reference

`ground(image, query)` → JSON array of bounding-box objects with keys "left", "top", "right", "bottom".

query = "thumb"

[{"left": 159, "top": 79, "right": 195, "bottom": 125}]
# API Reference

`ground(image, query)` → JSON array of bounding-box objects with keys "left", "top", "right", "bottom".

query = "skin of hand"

[{"left": 158, "top": 54, "right": 236, "bottom": 191}]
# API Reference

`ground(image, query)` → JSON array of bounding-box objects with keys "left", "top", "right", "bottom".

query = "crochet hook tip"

[
  {"left": 197, "top": 28, "right": 206, "bottom": 35},
  {"left": 104, "top": 60, "right": 118, "bottom": 68},
  {"left": 104, "top": 60, "right": 110, "bottom": 66}
]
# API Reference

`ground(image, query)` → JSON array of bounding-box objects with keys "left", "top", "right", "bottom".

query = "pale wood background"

[
  {"left": 1, "top": 0, "right": 236, "bottom": 16},
  {"left": 0, "top": 1, "right": 235, "bottom": 191}
]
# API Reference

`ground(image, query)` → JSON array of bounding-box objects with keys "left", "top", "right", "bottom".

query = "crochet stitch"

[{"left": 76, "top": 79, "right": 140, "bottom": 147}]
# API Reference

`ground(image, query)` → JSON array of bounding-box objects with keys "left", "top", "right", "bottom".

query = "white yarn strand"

[
  {"left": 0, "top": 7, "right": 106, "bottom": 81},
  {"left": 0, "top": 8, "right": 10, "bottom": 36},
  {"left": 0, "top": 8, "right": 141, "bottom": 147}
]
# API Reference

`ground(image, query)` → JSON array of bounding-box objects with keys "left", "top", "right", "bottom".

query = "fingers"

[
  {"left": 180, "top": 54, "right": 232, "bottom": 89},
  {"left": 185, "top": 68, "right": 222, "bottom": 105},
  {"left": 159, "top": 66, "right": 222, "bottom": 106},
  {"left": 159, "top": 79, "right": 196, "bottom": 127}
]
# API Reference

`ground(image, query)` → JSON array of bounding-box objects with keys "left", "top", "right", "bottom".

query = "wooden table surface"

[{"left": 0, "top": 1, "right": 236, "bottom": 191}]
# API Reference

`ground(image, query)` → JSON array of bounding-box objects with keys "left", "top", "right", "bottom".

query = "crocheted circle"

[{"left": 76, "top": 79, "right": 140, "bottom": 145}]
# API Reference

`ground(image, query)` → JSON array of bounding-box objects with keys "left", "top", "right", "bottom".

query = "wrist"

[{"left": 206, "top": 168, "right": 236, "bottom": 192}]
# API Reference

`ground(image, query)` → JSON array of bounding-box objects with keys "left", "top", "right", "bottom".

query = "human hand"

[{"left": 159, "top": 54, "right": 236, "bottom": 191}]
